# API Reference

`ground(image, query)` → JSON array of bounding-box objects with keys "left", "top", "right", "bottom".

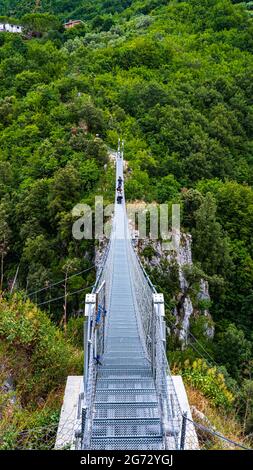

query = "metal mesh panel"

[
  {"left": 92, "top": 418, "right": 162, "bottom": 437},
  {"left": 103, "top": 358, "right": 150, "bottom": 366},
  {"left": 126, "top": 242, "right": 154, "bottom": 360},
  {"left": 126, "top": 230, "right": 182, "bottom": 448},
  {"left": 94, "top": 403, "right": 160, "bottom": 419},
  {"left": 95, "top": 389, "right": 158, "bottom": 403},
  {"left": 97, "top": 368, "right": 153, "bottom": 379},
  {"left": 82, "top": 239, "right": 114, "bottom": 449},
  {"left": 96, "top": 379, "right": 155, "bottom": 390},
  {"left": 90, "top": 437, "right": 164, "bottom": 450}
]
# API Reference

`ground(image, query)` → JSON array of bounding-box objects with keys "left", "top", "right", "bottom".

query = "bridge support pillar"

[
  {"left": 152, "top": 293, "right": 166, "bottom": 383},
  {"left": 153, "top": 293, "right": 166, "bottom": 348},
  {"left": 84, "top": 293, "right": 96, "bottom": 393}
]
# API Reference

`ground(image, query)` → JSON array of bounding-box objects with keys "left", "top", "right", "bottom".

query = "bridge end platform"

[{"left": 55, "top": 374, "right": 199, "bottom": 450}]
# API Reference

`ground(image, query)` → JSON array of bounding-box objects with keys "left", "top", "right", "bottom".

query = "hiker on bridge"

[{"left": 117, "top": 192, "right": 123, "bottom": 204}]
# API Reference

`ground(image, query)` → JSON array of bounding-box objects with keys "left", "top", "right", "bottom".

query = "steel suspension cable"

[{"left": 27, "top": 265, "right": 96, "bottom": 297}]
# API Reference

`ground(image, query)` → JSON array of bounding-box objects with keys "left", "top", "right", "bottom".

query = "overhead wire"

[
  {"left": 27, "top": 264, "right": 96, "bottom": 297},
  {"left": 36, "top": 284, "right": 95, "bottom": 306}
]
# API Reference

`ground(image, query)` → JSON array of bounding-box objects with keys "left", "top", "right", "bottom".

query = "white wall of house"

[{"left": 0, "top": 23, "right": 23, "bottom": 33}]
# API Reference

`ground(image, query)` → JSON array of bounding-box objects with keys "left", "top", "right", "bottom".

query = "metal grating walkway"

[
  {"left": 82, "top": 146, "right": 183, "bottom": 451},
  {"left": 90, "top": 157, "right": 164, "bottom": 450}
]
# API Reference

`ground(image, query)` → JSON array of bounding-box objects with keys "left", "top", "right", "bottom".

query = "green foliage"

[
  {"left": 0, "top": 0, "right": 253, "bottom": 443},
  {"left": 141, "top": 245, "right": 156, "bottom": 261},
  {"left": 0, "top": 405, "right": 60, "bottom": 450},
  {"left": 0, "top": 294, "right": 83, "bottom": 403},
  {"left": 0, "top": 292, "right": 83, "bottom": 448},
  {"left": 190, "top": 314, "right": 214, "bottom": 344},
  {"left": 195, "top": 180, "right": 253, "bottom": 330},
  {"left": 124, "top": 169, "right": 151, "bottom": 200},
  {"left": 179, "top": 358, "right": 234, "bottom": 409},
  {"left": 240, "top": 379, "right": 253, "bottom": 434},
  {"left": 66, "top": 316, "right": 85, "bottom": 348},
  {"left": 22, "top": 13, "right": 61, "bottom": 33},
  {"left": 214, "top": 323, "right": 252, "bottom": 380},
  {"left": 192, "top": 193, "right": 233, "bottom": 277},
  {"left": 155, "top": 174, "right": 180, "bottom": 204}
]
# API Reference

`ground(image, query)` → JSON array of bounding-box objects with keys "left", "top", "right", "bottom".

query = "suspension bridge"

[{"left": 55, "top": 142, "right": 196, "bottom": 450}]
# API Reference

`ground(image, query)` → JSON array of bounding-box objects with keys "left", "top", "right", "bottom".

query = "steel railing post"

[
  {"left": 180, "top": 412, "right": 188, "bottom": 450},
  {"left": 84, "top": 293, "right": 96, "bottom": 393}
]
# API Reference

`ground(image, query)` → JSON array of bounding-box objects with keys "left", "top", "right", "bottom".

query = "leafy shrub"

[
  {"left": 178, "top": 358, "right": 234, "bottom": 409},
  {"left": 141, "top": 245, "right": 156, "bottom": 260},
  {"left": 0, "top": 294, "right": 83, "bottom": 404},
  {"left": 66, "top": 316, "right": 84, "bottom": 348},
  {"left": 0, "top": 406, "right": 60, "bottom": 450}
]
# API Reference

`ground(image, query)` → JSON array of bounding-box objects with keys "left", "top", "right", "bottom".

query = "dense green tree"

[
  {"left": 0, "top": 203, "right": 11, "bottom": 290},
  {"left": 241, "top": 379, "right": 253, "bottom": 434},
  {"left": 192, "top": 193, "right": 232, "bottom": 277},
  {"left": 48, "top": 164, "right": 81, "bottom": 217},
  {"left": 0, "top": 162, "right": 14, "bottom": 198},
  {"left": 181, "top": 189, "right": 204, "bottom": 230},
  {"left": 215, "top": 323, "right": 252, "bottom": 380},
  {"left": 22, "top": 13, "right": 61, "bottom": 34},
  {"left": 155, "top": 175, "right": 180, "bottom": 204}
]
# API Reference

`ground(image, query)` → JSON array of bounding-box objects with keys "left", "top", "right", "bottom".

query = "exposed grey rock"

[
  {"left": 191, "top": 406, "right": 216, "bottom": 431},
  {"left": 2, "top": 376, "right": 17, "bottom": 405},
  {"left": 135, "top": 233, "right": 214, "bottom": 345}
]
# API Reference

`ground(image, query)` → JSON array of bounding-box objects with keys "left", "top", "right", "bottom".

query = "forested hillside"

[
  {"left": 1, "top": 0, "right": 253, "bottom": 19},
  {"left": 0, "top": 0, "right": 253, "bottom": 448},
  {"left": 1, "top": 0, "right": 133, "bottom": 20}
]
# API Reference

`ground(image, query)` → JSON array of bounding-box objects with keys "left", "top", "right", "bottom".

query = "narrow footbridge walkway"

[{"left": 83, "top": 147, "right": 182, "bottom": 450}]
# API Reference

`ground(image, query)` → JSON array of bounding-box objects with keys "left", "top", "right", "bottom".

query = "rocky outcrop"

[
  {"left": 135, "top": 233, "right": 214, "bottom": 347},
  {"left": 176, "top": 234, "right": 194, "bottom": 344},
  {"left": 95, "top": 237, "right": 109, "bottom": 269},
  {"left": 2, "top": 376, "right": 16, "bottom": 405}
]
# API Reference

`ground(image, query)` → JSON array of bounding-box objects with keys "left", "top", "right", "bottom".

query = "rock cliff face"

[
  {"left": 176, "top": 234, "right": 194, "bottom": 344},
  {"left": 95, "top": 237, "right": 109, "bottom": 269},
  {"left": 135, "top": 233, "right": 214, "bottom": 346}
]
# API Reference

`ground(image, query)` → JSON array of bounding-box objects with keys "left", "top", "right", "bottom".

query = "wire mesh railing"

[
  {"left": 2, "top": 411, "right": 251, "bottom": 450},
  {"left": 126, "top": 237, "right": 183, "bottom": 449},
  {"left": 180, "top": 414, "right": 251, "bottom": 450},
  {"left": 82, "top": 235, "right": 114, "bottom": 449}
]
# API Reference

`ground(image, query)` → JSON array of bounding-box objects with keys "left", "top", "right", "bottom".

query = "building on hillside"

[
  {"left": 0, "top": 23, "right": 23, "bottom": 33},
  {"left": 64, "top": 20, "right": 82, "bottom": 29}
]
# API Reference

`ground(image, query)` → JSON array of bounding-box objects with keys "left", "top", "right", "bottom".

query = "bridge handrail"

[
  {"left": 126, "top": 233, "right": 182, "bottom": 448},
  {"left": 92, "top": 239, "right": 112, "bottom": 294},
  {"left": 82, "top": 233, "right": 114, "bottom": 449},
  {"left": 82, "top": 147, "right": 182, "bottom": 450}
]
